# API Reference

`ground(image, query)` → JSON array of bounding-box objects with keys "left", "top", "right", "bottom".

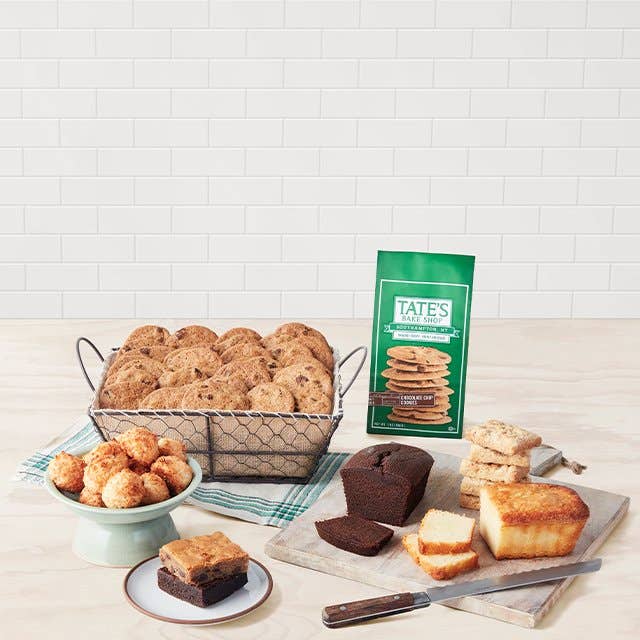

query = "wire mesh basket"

[{"left": 77, "top": 337, "right": 367, "bottom": 483}]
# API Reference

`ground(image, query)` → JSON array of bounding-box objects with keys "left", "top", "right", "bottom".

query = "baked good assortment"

[
  {"left": 479, "top": 482, "right": 589, "bottom": 559},
  {"left": 383, "top": 346, "right": 453, "bottom": 426},
  {"left": 48, "top": 426, "right": 193, "bottom": 509},
  {"left": 459, "top": 419, "right": 542, "bottom": 510},
  {"left": 340, "top": 443, "right": 434, "bottom": 526},
  {"left": 158, "top": 532, "right": 250, "bottom": 607},
  {"left": 315, "top": 433, "right": 589, "bottom": 580},
  {"left": 98, "top": 323, "right": 335, "bottom": 414},
  {"left": 47, "top": 277, "right": 598, "bottom": 615}
]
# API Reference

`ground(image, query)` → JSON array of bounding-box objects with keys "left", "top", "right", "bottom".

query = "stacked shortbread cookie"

[
  {"left": 381, "top": 345, "right": 454, "bottom": 426},
  {"left": 459, "top": 419, "right": 542, "bottom": 510}
]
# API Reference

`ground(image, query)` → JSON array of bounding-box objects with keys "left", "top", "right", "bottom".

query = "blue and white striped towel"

[{"left": 13, "top": 415, "right": 348, "bottom": 528}]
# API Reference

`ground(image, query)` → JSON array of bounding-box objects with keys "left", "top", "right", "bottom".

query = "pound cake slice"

[
  {"left": 403, "top": 533, "right": 478, "bottom": 581},
  {"left": 480, "top": 483, "right": 589, "bottom": 559},
  {"left": 418, "top": 509, "right": 475, "bottom": 554}
]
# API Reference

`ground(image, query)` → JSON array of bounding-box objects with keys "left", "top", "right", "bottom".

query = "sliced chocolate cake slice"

[{"left": 315, "top": 515, "right": 394, "bottom": 556}]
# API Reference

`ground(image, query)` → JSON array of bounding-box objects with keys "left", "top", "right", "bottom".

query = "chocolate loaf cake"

[
  {"left": 340, "top": 442, "right": 434, "bottom": 526},
  {"left": 315, "top": 515, "right": 394, "bottom": 556},
  {"left": 157, "top": 567, "right": 247, "bottom": 608}
]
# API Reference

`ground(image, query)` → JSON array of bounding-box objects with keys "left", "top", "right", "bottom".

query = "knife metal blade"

[
  {"left": 423, "top": 557, "right": 602, "bottom": 604},
  {"left": 322, "top": 558, "right": 602, "bottom": 628}
]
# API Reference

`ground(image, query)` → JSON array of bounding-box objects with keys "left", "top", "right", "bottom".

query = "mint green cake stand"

[{"left": 45, "top": 457, "right": 202, "bottom": 567}]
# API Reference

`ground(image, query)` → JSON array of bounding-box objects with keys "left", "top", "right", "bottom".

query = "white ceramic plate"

[{"left": 124, "top": 556, "right": 273, "bottom": 624}]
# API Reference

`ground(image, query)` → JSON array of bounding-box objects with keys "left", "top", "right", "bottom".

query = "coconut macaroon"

[
  {"left": 48, "top": 452, "right": 86, "bottom": 493},
  {"left": 102, "top": 469, "right": 145, "bottom": 509},
  {"left": 79, "top": 487, "right": 104, "bottom": 508},
  {"left": 48, "top": 425, "right": 193, "bottom": 510},
  {"left": 158, "top": 437, "right": 187, "bottom": 461},
  {"left": 140, "top": 472, "right": 170, "bottom": 505},
  {"left": 151, "top": 455, "right": 193, "bottom": 495},
  {"left": 117, "top": 427, "right": 159, "bottom": 466},
  {"left": 83, "top": 440, "right": 126, "bottom": 466},
  {"left": 129, "top": 461, "right": 150, "bottom": 475},
  {"left": 83, "top": 450, "right": 129, "bottom": 493}
]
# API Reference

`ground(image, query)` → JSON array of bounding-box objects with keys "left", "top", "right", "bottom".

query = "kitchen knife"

[{"left": 322, "top": 558, "right": 602, "bottom": 628}]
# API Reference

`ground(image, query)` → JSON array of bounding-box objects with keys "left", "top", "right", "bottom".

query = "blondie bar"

[{"left": 159, "top": 532, "right": 249, "bottom": 586}]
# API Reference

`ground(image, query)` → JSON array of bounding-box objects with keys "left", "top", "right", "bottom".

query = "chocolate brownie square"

[{"left": 157, "top": 567, "right": 248, "bottom": 608}]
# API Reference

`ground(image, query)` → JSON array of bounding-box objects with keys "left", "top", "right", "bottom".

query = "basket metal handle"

[
  {"left": 338, "top": 345, "right": 367, "bottom": 399},
  {"left": 76, "top": 337, "right": 105, "bottom": 393}
]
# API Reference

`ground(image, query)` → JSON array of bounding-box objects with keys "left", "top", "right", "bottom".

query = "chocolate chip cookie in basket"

[{"left": 77, "top": 323, "right": 366, "bottom": 483}]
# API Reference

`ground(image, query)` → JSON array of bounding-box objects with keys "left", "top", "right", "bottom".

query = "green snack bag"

[{"left": 367, "top": 251, "right": 475, "bottom": 438}]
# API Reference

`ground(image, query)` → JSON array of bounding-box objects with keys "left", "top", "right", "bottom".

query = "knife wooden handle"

[{"left": 322, "top": 592, "right": 423, "bottom": 628}]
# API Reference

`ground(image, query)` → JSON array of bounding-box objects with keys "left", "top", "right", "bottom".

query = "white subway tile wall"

[{"left": 0, "top": 0, "right": 639, "bottom": 318}]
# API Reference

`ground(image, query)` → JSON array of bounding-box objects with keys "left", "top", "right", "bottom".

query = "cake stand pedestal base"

[{"left": 72, "top": 513, "right": 179, "bottom": 567}]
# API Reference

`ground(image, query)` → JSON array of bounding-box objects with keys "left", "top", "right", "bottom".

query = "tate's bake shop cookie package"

[{"left": 367, "top": 251, "right": 475, "bottom": 438}]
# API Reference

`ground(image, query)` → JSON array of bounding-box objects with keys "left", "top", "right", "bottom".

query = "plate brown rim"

[{"left": 123, "top": 555, "right": 273, "bottom": 625}]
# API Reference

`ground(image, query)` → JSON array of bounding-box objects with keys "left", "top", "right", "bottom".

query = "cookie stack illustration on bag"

[
  {"left": 382, "top": 346, "right": 454, "bottom": 426},
  {"left": 458, "top": 419, "right": 542, "bottom": 510}
]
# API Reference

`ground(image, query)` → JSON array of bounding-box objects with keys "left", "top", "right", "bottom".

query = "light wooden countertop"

[{"left": 2, "top": 319, "right": 637, "bottom": 639}]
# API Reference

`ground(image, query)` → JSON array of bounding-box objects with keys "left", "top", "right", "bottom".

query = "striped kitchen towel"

[{"left": 13, "top": 415, "right": 348, "bottom": 528}]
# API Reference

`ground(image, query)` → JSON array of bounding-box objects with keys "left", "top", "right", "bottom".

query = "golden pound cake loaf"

[{"left": 479, "top": 483, "right": 590, "bottom": 559}]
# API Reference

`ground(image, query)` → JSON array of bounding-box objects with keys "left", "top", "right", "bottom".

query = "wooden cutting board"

[{"left": 265, "top": 447, "right": 629, "bottom": 628}]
